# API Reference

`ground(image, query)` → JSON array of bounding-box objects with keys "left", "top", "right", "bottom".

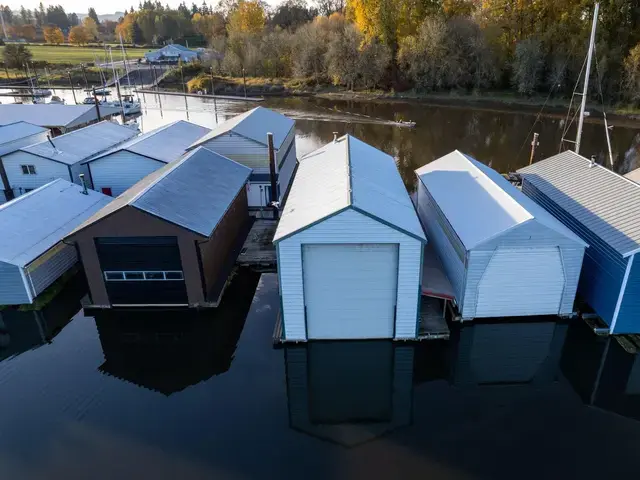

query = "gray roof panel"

[
  {"left": 189, "top": 107, "right": 294, "bottom": 150},
  {"left": 0, "top": 179, "right": 112, "bottom": 267},
  {"left": 69, "top": 147, "right": 251, "bottom": 238},
  {"left": 0, "top": 104, "right": 120, "bottom": 129},
  {"left": 20, "top": 121, "right": 138, "bottom": 165},
  {"left": 519, "top": 150, "right": 640, "bottom": 256},
  {"left": 0, "top": 122, "right": 48, "bottom": 145},
  {"left": 86, "top": 120, "right": 211, "bottom": 164}
]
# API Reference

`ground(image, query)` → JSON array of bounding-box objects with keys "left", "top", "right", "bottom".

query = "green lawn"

[{"left": 1, "top": 44, "right": 151, "bottom": 65}]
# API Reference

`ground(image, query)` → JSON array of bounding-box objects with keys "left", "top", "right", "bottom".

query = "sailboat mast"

[{"left": 575, "top": 2, "right": 599, "bottom": 155}]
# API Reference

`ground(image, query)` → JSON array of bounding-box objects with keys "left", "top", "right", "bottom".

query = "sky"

[{"left": 3, "top": 0, "right": 283, "bottom": 15}]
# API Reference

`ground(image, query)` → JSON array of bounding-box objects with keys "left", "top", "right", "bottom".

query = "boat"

[
  {"left": 85, "top": 87, "right": 111, "bottom": 96},
  {"left": 49, "top": 96, "right": 65, "bottom": 105},
  {"left": 105, "top": 95, "right": 141, "bottom": 115},
  {"left": 31, "top": 88, "right": 52, "bottom": 97}
]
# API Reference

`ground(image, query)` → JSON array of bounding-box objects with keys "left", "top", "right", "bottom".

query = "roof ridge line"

[
  {"left": 565, "top": 150, "right": 640, "bottom": 190},
  {"left": 459, "top": 150, "right": 533, "bottom": 220},
  {"left": 345, "top": 134, "right": 353, "bottom": 206}
]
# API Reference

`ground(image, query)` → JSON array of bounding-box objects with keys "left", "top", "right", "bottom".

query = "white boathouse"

[
  {"left": 85, "top": 120, "right": 211, "bottom": 196},
  {"left": 0, "top": 179, "right": 111, "bottom": 306},
  {"left": 415, "top": 151, "right": 587, "bottom": 321},
  {"left": 274, "top": 135, "right": 426, "bottom": 341},
  {"left": 188, "top": 107, "right": 297, "bottom": 209}
]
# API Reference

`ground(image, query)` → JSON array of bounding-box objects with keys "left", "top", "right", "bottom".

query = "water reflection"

[
  {"left": 95, "top": 268, "right": 260, "bottom": 395},
  {"left": 561, "top": 321, "right": 640, "bottom": 421},
  {"left": 0, "top": 273, "right": 86, "bottom": 362},
  {"left": 284, "top": 341, "right": 413, "bottom": 447}
]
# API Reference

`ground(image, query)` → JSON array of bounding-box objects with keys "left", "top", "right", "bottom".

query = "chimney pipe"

[
  {"left": 589, "top": 155, "right": 596, "bottom": 168},
  {"left": 79, "top": 173, "right": 88, "bottom": 195},
  {"left": 47, "top": 134, "right": 57, "bottom": 152},
  {"left": 267, "top": 132, "right": 279, "bottom": 220},
  {"left": 333, "top": 132, "right": 338, "bottom": 143}
]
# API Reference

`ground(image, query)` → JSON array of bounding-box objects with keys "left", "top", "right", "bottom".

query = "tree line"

[{"left": 1, "top": 0, "right": 640, "bottom": 103}]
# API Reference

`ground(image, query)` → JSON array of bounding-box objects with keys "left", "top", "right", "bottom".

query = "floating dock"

[
  {"left": 236, "top": 219, "right": 277, "bottom": 272},
  {"left": 134, "top": 89, "right": 264, "bottom": 102}
]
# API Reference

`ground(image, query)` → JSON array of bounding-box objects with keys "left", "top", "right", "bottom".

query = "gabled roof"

[
  {"left": 0, "top": 122, "right": 48, "bottom": 145},
  {"left": 15, "top": 121, "right": 138, "bottom": 166},
  {"left": 416, "top": 151, "right": 587, "bottom": 250},
  {"left": 519, "top": 150, "right": 640, "bottom": 257},
  {"left": 68, "top": 147, "right": 251, "bottom": 238},
  {"left": 0, "top": 179, "right": 112, "bottom": 267},
  {"left": 189, "top": 107, "right": 295, "bottom": 151},
  {"left": 85, "top": 121, "right": 211, "bottom": 165},
  {"left": 0, "top": 104, "right": 121, "bottom": 129},
  {"left": 274, "top": 135, "right": 426, "bottom": 243}
]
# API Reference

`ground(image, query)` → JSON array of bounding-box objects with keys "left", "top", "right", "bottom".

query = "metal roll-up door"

[
  {"left": 476, "top": 247, "right": 565, "bottom": 318},
  {"left": 96, "top": 236, "right": 188, "bottom": 305},
  {"left": 302, "top": 244, "right": 399, "bottom": 340}
]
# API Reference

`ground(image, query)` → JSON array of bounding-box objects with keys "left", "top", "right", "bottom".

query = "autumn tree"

[
  {"left": 624, "top": 43, "right": 640, "bottom": 103},
  {"left": 68, "top": 25, "right": 91, "bottom": 45},
  {"left": 227, "top": 0, "right": 266, "bottom": 35},
  {"left": 43, "top": 25, "right": 65, "bottom": 44},
  {"left": 192, "top": 12, "right": 226, "bottom": 41},
  {"left": 3, "top": 44, "right": 33, "bottom": 69},
  {"left": 83, "top": 17, "right": 100, "bottom": 40}
]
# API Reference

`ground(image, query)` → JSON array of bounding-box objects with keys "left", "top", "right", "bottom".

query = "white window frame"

[
  {"left": 103, "top": 270, "right": 184, "bottom": 282},
  {"left": 20, "top": 165, "right": 37, "bottom": 175}
]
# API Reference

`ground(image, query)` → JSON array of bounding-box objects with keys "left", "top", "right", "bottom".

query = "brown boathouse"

[{"left": 65, "top": 147, "right": 251, "bottom": 308}]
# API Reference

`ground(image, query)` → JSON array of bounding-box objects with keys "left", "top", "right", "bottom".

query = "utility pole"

[
  {"left": 575, "top": 2, "right": 599, "bottom": 155},
  {"left": 68, "top": 71, "right": 78, "bottom": 104},
  {"left": 80, "top": 63, "right": 89, "bottom": 91},
  {"left": 529, "top": 133, "right": 540, "bottom": 165},
  {"left": 210, "top": 66, "right": 218, "bottom": 124}
]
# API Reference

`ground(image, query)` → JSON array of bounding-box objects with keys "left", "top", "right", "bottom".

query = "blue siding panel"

[
  {"left": 523, "top": 180, "right": 625, "bottom": 326},
  {"left": 616, "top": 256, "right": 640, "bottom": 334}
]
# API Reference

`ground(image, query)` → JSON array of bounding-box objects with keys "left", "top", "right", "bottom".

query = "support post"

[
  {"left": 268, "top": 132, "right": 279, "bottom": 220},
  {"left": 210, "top": 66, "right": 218, "bottom": 124},
  {"left": 92, "top": 87, "right": 101, "bottom": 120},
  {"left": 180, "top": 63, "right": 189, "bottom": 119},
  {"left": 68, "top": 71, "right": 78, "bottom": 104},
  {"left": 529, "top": 132, "right": 540, "bottom": 165},
  {"left": 242, "top": 67, "right": 247, "bottom": 98}
]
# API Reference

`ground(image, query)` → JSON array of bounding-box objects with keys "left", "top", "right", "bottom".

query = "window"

[
  {"left": 144, "top": 272, "right": 165, "bottom": 280},
  {"left": 165, "top": 271, "right": 184, "bottom": 280},
  {"left": 104, "top": 271, "right": 184, "bottom": 282},
  {"left": 20, "top": 165, "right": 36, "bottom": 175},
  {"left": 104, "top": 272, "right": 125, "bottom": 281},
  {"left": 124, "top": 272, "right": 144, "bottom": 280}
]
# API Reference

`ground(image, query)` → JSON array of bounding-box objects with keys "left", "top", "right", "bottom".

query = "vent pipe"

[
  {"left": 47, "top": 135, "right": 60, "bottom": 154},
  {"left": 589, "top": 155, "right": 596, "bottom": 168},
  {"left": 79, "top": 173, "right": 88, "bottom": 195},
  {"left": 267, "top": 132, "right": 279, "bottom": 220},
  {"left": 333, "top": 132, "right": 338, "bottom": 143}
]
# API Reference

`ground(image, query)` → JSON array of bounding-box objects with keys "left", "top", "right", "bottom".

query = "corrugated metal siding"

[
  {"left": 278, "top": 208, "right": 422, "bottom": 341},
  {"left": 416, "top": 181, "right": 466, "bottom": 302},
  {"left": 25, "top": 243, "right": 77, "bottom": 296},
  {"left": 70, "top": 162, "right": 92, "bottom": 188},
  {"left": 475, "top": 248, "right": 565, "bottom": 318},
  {"left": 90, "top": 151, "right": 164, "bottom": 196},
  {"left": 523, "top": 179, "right": 625, "bottom": 325},
  {"left": 615, "top": 255, "right": 640, "bottom": 334},
  {"left": 0, "top": 260, "right": 29, "bottom": 305},
  {"left": 201, "top": 135, "right": 269, "bottom": 170},
  {"left": 277, "top": 139, "right": 297, "bottom": 203},
  {"left": 3, "top": 152, "right": 71, "bottom": 194}
]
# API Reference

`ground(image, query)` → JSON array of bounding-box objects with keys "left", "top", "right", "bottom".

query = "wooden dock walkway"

[{"left": 236, "top": 220, "right": 277, "bottom": 272}]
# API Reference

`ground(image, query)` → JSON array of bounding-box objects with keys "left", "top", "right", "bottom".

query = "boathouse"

[
  {"left": 85, "top": 120, "right": 211, "bottom": 196},
  {"left": 65, "top": 147, "right": 251, "bottom": 308},
  {"left": 188, "top": 107, "right": 297, "bottom": 209},
  {"left": 415, "top": 151, "right": 587, "bottom": 321},
  {"left": 0, "top": 179, "right": 111, "bottom": 306},
  {"left": 0, "top": 104, "right": 121, "bottom": 135},
  {"left": 274, "top": 135, "right": 426, "bottom": 341},
  {"left": 0, "top": 122, "right": 49, "bottom": 203},
  {"left": 0, "top": 121, "right": 137, "bottom": 200},
  {"left": 519, "top": 151, "right": 640, "bottom": 335}
]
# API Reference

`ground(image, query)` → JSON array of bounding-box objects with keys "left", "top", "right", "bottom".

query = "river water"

[{"left": 2, "top": 90, "right": 640, "bottom": 478}]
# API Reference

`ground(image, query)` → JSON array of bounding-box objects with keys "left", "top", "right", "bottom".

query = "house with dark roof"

[{"left": 64, "top": 147, "right": 251, "bottom": 308}]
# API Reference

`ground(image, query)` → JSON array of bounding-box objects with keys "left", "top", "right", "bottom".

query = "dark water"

[{"left": 2, "top": 271, "right": 640, "bottom": 479}]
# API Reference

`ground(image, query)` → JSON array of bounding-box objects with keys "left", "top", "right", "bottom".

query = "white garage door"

[
  {"left": 476, "top": 247, "right": 565, "bottom": 318},
  {"left": 302, "top": 244, "right": 399, "bottom": 339}
]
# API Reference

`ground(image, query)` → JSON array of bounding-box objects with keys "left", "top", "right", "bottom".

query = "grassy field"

[{"left": 1, "top": 44, "right": 151, "bottom": 64}]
